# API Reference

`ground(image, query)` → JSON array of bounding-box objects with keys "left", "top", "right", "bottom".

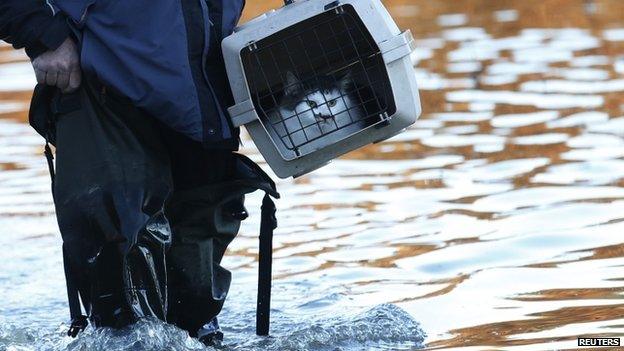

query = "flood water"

[{"left": 2, "top": 0, "right": 624, "bottom": 350}]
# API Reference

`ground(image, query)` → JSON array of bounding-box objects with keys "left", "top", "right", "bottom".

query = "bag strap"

[
  {"left": 256, "top": 193, "right": 277, "bottom": 336},
  {"left": 63, "top": 246, "right": 89, "bottom": 337},
  {"left": 227, "top": 153, "right": 280, "bottom": 336},
  {"left": 41, "top": 89, "right": 89, "bottom": 337}
]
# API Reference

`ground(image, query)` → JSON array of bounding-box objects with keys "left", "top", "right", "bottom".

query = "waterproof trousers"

[{"left": 39, "top": 80, "right": 276, "bottom": 335}]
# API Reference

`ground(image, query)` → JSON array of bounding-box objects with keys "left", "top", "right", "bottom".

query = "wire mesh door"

[{"left": 241, "top": 4, "right": 396, "bottom": 159}]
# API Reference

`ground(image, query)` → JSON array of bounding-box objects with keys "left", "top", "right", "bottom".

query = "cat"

[{"left": 265, "top": 71, "right": 366, "bottom": 153}]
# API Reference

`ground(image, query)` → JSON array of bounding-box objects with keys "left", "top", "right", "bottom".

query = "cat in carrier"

[
  {"left": 225, "top": 0, "right": 419, "bottom": 178},
  {"left": 266, "top": 70, "right": 369, "bottom": 151}
]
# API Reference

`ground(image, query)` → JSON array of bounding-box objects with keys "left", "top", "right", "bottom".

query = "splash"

[
  {"left": 233, "top": 304, "right": 425, "bottom": 351},
  {"left": 64, "top": 320, "right": 206, "bottom": 351},
  {"left": 0, "top": 319, "right": 206, "bottom": 351},
  {"left": 0, "top": 305, "right": 424, "bottom": 351}
]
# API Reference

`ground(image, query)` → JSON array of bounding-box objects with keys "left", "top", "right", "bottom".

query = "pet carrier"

[{"left": 223, "top": 0, "right": 421, "bottom": 178}]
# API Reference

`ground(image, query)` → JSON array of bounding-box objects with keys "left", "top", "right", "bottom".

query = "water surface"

[{"left": 1, "top": 0, "right": 624, "bottom": 350}]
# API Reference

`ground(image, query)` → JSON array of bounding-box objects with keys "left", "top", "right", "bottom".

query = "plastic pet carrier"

[{"left": 223, "top": 0, "right": 421, "bottom": 178}]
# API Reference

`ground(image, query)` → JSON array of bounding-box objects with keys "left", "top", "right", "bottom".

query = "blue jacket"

[{"left": 50, "top": 0, "right": 245, "bottom": 147}]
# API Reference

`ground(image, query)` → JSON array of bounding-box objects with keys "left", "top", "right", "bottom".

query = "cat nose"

[
  {"left": 313, "top": 110, "right": 333, "bottom": 119},
  {"left": 316, "top": 114, "right": 334, "bottom": 121}
]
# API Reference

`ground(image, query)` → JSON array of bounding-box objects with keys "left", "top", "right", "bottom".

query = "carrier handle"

[
  {"left": 284, "top": 0, "right": 340, "bottom": 8},
  {"left": 378, "top": 30, "right": 417, "bottom": 64}
]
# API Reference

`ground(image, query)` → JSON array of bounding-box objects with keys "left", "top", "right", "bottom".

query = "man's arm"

[
  {"left": 0, "top": 0, "right": 80, "bottom": 92},
  {"left": 0, "top": 0, "right": 70, "bottom": 58}
]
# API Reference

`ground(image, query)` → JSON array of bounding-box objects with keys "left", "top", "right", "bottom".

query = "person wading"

[{"left": 0, "top": 0, "right": 279, "bottom": 346}]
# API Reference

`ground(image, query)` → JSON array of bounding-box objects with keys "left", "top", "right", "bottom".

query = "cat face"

[
  {"left": 283, "top": 71, "right": 357, "bottom": 126},
  {"left": 299, "top": 89, "right": 353, "bottom": 121},
  {"left": 267, "top": 71, "right": 363, "bottom": 150}
]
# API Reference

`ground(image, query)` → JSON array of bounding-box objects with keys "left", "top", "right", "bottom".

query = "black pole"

[{"left": 256, "top": 194, "right": 277, "bottom": 336}]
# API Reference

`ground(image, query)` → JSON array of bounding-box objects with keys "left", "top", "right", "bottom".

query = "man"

[{"left": 0, "top": 0, "right": 278, "bottom": 346}]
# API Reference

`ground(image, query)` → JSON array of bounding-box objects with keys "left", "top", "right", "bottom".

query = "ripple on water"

[
  {"left": 0, "top": 101, "right": 28, "bottom": 114},
  {"left": 532, "top": 160, "right": 624, "bottom": 185},
  {"left": 437, "top": 14, "right": 468, "bottom": 27},
  {"left": 570, "top": 55, "right": 610, "bottom": 67},
  {"left": 550, "top": 67, "right": 610, "bottom": 81},
  {"left": 512, "top": 133, "right": 569, "bottom": 145},
  {"left": 494, "top": 9, "right": 518, "bottom": 22},
  {"left": 472, "top": 186, "right": 624, "bottom": 213},
  {"left": 446, "top": 90, "right": 604, "bottom": 109},
  {"left": 603, "top": 28, "right": 624, "bottom": 41},
  {"left": 521, "top": 79, "right": 624, "bottom": 94},
  {"left": 561, "top": 146, "right": 624, "bottom": 161},
  {"left": 546, "top": 111, "right": 609, "bottom": 129},
  {"left": 490, "top": 111, "right": 559, "bottom": 128},
  {"left": 442, "top": 27, "right": 489, "bottom": 41},
  {"left": 566, "top": 133, "right": 624, "bottom": 148},
  {"left": 587, "top": 116, "right": 624, "bottom": 135}
]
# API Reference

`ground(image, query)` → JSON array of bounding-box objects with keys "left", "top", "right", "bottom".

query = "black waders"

[{"left": 29, "top": 80, "right": 279, "bottom": 337}]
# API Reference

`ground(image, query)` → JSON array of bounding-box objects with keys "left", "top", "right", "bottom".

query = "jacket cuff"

[
  {"left": 38, "top": 15, "right": 71, "bottom": 52},
  {"left": 25, "top": 44, "right": 49, "bottom": 59}
]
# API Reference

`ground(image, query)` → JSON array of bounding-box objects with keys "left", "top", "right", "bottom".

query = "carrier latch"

[
  {"left": 378, "top": 30, "right": 417, "bottom": 64},
  {"left": 228, "top": 99, "right": 258, "bottom": 128}
]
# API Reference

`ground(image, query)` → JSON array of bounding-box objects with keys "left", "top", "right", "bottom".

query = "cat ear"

[
  {"left": 339, "top": 71, "right": 353, "bottom": 92},
  {"left": 284, "top": 71, "right": 301, "bottom": 96}
]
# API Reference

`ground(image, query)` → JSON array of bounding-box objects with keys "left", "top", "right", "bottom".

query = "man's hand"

[{"left": 32, "top": 38, "right": 81, "bottom": 93}]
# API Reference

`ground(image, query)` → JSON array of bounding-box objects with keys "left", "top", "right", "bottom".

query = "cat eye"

[
  {"left": 307, "top": 100, "right": 318, "bottom": 108},
  {"left": 328, "top": 99, "right": 337, "bottom": 107}
]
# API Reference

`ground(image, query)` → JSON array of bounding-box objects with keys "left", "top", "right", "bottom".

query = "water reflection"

[{"left": 1, "top": 0, "right": 624, "bottom": 350}]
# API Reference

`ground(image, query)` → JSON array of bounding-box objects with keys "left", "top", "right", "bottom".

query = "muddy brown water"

[{"left": 1, "top": 1, "right": 624, "bottom": 350}]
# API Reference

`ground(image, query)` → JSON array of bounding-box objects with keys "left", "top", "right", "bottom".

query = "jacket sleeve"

[{"left": 0, "top": 0, "right": 70, "bottom": 58}]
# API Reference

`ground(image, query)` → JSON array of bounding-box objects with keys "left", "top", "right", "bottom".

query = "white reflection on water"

[
  {"left": 446, "top": 90, "right": 604, "bottom": 109},
  {"left": 0, "top": 62, "right": 37, "bottom": 91},
  {"left": 533, "top": 160, "right": 624, "bottom": 185},
  {"left": 491, "top": 111, "right": 559, "bottom": 128},
  {"left": 603, "top": 28, "right": 624, "bottom": 41},
  {"left": 546, "top": 111, "right": 609, "bottom": 129},
  {"left": 437, "top": 14, "right": 468, "bottom": 28},
  {"left": 494, "top": 9, "right": 518, "bottom": 23},
  {"left": 521, "top": 79, "right": 624, "bottom": 94}
]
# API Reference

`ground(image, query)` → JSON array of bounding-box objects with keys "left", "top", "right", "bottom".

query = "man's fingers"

[
  {"left": 57, "top": 72, "right": 70, "bottom": 91},
  {"left": 45, "top": 71, "right": 58, "bottom": 87},
  {"left": 64, "top": 70, "right": 82, "bottom": 93},
  {"left": 34, "top": 69, "right": 46, "bottom": 85},
  {"left": 31, "top": 38, "right": 82, "bottom": 90}
]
